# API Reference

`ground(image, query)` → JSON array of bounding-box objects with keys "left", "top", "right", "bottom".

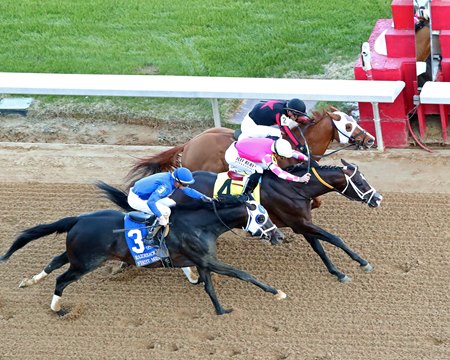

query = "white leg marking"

[
  {"left": 182, "top": 267, "right": 199, "bottom": 284},
  {"left": 50, "top": 295, "right": 62, "bottom": 312},
  {"left": 274, "top": 290, "right": 287, "bottom": 300},
  {"left": 339, "top": 275, "right": 352, "bottom": 283},
  {"left": 19, "top": 270, "right": 48, "bottom": 288},
  {"left": 361, "top": 263, "right": 374, "bottom": 273}
]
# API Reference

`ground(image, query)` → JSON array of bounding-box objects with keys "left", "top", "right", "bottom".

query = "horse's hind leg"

[
  {"left": 197, "top": 267, "right": 230, "bottom": 315},
  {"left": 50, "top": 265, "right": 93, "bottom": 316},
  {"left": 19, "top": 252, "right": 69, "bottom": 288}
]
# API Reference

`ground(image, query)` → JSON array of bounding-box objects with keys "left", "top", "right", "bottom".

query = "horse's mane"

[
  {"left": 310, "top": 105, "right": 339, "bottom": 123},
  {"left": 283, "top": 163, "right": 343, "bottom": 175},
  {"left": 174, "top": 194, "right": 247, "bottom": 212}
]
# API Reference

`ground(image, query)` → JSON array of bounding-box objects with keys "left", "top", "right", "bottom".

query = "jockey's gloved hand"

[
  {"left": 201, "top": 196, "right": 213, "bottom": 203},
  {"left": 300, "top": 173, "right": 311, "bottom": 184}
]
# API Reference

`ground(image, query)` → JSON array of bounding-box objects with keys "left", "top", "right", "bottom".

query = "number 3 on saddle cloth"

[
  {"left": 213, "top": 171, "right": 262, "bottom": 203},
  {"left": 123, "top": 212, "right": 173, "bottom": 268}
]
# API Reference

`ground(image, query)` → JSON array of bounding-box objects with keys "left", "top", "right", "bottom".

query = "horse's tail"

[
  {"left": 0, "top": 216, "right": 79, "bottom": 262},
  {"left": 96, "top": 181, "right": 132, "bottom": 212},
  {"left": 126, "top": 144, "right": 186, "bottom": 187}
]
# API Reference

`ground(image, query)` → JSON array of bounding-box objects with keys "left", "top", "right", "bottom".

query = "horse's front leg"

[
  {"left": 311, "top": 196, "right": 322, "bottom": 209},
  {"left": 303, "top": 234, "right": 350, "bottom": 282},
  {"left": 19, "top": 252, "right": 69, "bottom": 288},
  {"left": 312, "top": 227, "right": 372, "bottom": 272},
  {"left": 207, "top": 259, "right": 286, "bottom": 300}
]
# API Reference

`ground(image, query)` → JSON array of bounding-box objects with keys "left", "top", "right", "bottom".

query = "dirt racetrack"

[{"left": 0, "top": 142, "right": 449, "bottom": 360}]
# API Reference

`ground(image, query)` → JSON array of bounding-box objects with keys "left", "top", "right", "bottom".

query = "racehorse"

[
  {"left": 415, "top": 14, "right": 432, "bottom": 87},
  {"left": 0, "top": 196, "right": 285, "bottom": 316},
  {"left": 127, "top": 107, "right": 375, "bottom": 182},
  {"left": 99, "top": 160, "right": 383, "bottom": 284}
]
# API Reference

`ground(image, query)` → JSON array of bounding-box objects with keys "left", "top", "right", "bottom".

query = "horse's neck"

[
  {"left": 302, "top": 117, "right": 335, "bottom": 157},
  {"left": 415, "top": 24, "right": 431, "bottom": 62},
  {"left": 214, "top": 206, "right": 248, "bottom": 236},
  {"left": 310, "top": 167, "right": 346, "bottom": 195}
]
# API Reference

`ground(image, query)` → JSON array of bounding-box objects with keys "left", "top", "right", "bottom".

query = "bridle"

[
  {"left": 211, "top": 199, "right": 277, "bottom": 239},
  {"left": 310, "top": 166, "right": 377, "bottom": 204},
  {"left": 294, "top": 111, "right": 372, "bottom": 160}
]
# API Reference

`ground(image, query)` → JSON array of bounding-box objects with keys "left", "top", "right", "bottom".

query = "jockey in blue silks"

[{"left": 128, "top": 167, "right": 212, "bottom": 226}]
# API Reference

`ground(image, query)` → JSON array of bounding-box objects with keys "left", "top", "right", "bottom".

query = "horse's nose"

[
  {"left": 270, "top": 229, "right": 285, "bottom": 245},
  {"left": 369, "top": 192, "right": 383, "bottom": 207},
  {"left": 366, "top": 138, "right": 375, "bottom": 148}
]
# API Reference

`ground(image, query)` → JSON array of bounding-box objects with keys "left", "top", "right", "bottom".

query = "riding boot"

[
  {"left": 143, "top": 216, "right": 160, "bottom": 246},
  {"left": 242, "top": 173, "right": 261, "bottom": 200}
]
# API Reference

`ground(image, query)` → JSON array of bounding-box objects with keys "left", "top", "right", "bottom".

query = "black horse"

[
  {"left": 99, "top": 160, "right": 383, "bottom": 283},
  {"left": 0, "top": 196, "right": 286, "bottom": 316}
]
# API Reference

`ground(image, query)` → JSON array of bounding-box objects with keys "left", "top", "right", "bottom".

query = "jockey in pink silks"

[{"left": 224, "top": 137, "right": 311, "bottom": 198}]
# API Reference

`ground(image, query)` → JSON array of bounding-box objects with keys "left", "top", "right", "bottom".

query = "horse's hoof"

[
  {"left": 218, "top": 308, "right": 233, "bottom": 315},
  {"left": 19, "top": 279, "right": 29, "bottom": 288},
  {"left": 361, "top": 263, "right": 373, "bottom": 273},
  {"left": 56, "top": 308, "right": 67, "bottom": 317},
  {"left": 274, "top": 290, "right": 287, "bottom": 300},
  {"left": 339, "top": 275, "right": 352, "bottom": 283}
]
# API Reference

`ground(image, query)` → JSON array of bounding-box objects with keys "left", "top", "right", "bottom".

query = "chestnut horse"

[
  {"left": 128, "top": 108, "right": 375, "bottom": 182},
  {"left": 415, "top": 16, "right": 432, "bottom": 87}
]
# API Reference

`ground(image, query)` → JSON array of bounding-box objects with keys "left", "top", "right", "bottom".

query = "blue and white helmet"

[{"left": 172, "top": 167, "right": 195, "bottom": 185}]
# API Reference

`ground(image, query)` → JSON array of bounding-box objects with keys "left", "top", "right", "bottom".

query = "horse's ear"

[
  {"left": 341, "top": 159, "right": 352, "bottom": 168},
  {"left": 330, "top": 105, "right": 338, "bottom": 112},
  {"left": 327, "top": 111, "right": 340, "bottom": 120}
]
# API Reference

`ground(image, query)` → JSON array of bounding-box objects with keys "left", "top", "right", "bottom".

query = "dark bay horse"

[
  {"left": 0, "top": 196, "right": 285, "bottom": 316},
  {"left": 127, "top": 108, "right": 375, "bottom": 181},
  {"left": 100, "top": 160, "right": 383, "bottom": 283}
]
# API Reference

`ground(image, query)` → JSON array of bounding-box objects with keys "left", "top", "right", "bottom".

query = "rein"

[
  {"left": 210, "top": 199, "right": 275, "bottom": 240},
  {"left": 311, "top": 120, "right": 370, "bottom": 159},
  {"left": 211, "top": 200, "right": 245, "bottom": 238}
]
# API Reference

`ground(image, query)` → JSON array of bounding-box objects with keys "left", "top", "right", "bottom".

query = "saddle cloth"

[
  {"left": 213, "top": 172, "right": 261, "bottom": 203},
  {"left": 123, "top": 214, "right": 172, "bottom": 267}
]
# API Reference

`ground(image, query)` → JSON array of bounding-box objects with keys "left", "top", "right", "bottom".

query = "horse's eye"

[{"left": 255, "top": 215, "right": 266, "bottom": 225}]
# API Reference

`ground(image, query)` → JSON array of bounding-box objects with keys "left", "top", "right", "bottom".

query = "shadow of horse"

[{"left": 0, "top": 196, "right": 285, "bottom": 316}]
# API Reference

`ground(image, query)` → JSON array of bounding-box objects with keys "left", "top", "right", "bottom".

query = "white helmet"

[{"left": 271, "top": 139, "right": 293, "bottom": 158}]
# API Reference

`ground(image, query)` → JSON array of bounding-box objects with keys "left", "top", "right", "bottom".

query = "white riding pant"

[
  {"left": 224, "top": 143, "right": 264, "bottom": 176},
  {"left": 128, "top": 189, "right": 176, "bottom": 223},
  {"left": 239, "top": 114, "right": 282, "bottom": 140}
]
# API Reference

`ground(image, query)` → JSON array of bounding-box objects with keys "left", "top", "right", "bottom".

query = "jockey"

[
  {"left": 225, "top": 137, "right": 311, "bottom": 197},
  {"left": 128, "top": 167, "right": 212, "bottom": 226},
  {"left": 239, "top": 98, "right": 309, "bottom": 147}
]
